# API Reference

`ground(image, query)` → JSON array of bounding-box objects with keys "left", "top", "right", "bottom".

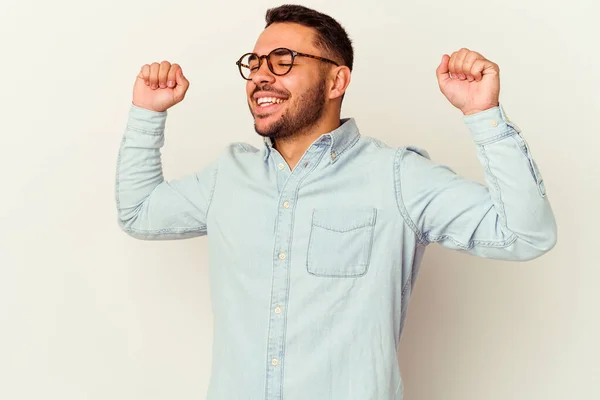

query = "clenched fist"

[
  {"left": 133, "top": 61, "right": 190, "bottom": 112},
  {"left": 436, "top": 48, "right": 500, "bottom": 116}
]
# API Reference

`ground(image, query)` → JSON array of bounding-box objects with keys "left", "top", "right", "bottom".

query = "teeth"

[{"left": 257, "top": 97, "right": 286, "bottom": 105}]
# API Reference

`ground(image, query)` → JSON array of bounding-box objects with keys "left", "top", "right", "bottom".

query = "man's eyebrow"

[{"left": 272, "top": 48, "right": 291, "bottom": 56}]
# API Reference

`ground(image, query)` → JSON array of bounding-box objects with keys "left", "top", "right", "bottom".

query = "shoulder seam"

[
  {"left": 393, "top": 147, "right": 429, "bottom": 245},
  {"left": 205, "top": 158, "right": 220, "bottom": 224}
]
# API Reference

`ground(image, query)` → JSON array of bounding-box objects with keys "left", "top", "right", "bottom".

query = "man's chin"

[
  {"left": 253, "top": 115, "right": 280, "bottom": 137},
  {"left": 254, "top": 123, "right": 275, "bottom": 137}
]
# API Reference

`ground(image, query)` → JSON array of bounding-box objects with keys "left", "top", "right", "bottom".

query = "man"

[{"left": 116, "top": 4, "right": 556, "bottom": 400}]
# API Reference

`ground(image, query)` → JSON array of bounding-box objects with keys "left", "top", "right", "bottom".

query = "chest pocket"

[{"left": 306, "top": 208, "right": 377, "bottom": 277}]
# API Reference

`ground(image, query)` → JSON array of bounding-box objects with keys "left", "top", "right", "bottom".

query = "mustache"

[{"left": 252, "top": 84, "right": 290, "bottom": 98}]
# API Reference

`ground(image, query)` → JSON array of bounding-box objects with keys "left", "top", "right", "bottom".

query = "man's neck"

[{"left": 274, "top": 114, "right": 341, "bottom": 170}]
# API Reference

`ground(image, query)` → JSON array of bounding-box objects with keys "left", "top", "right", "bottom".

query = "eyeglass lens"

[{"left": 239, "top": 48, "right": 294, "bottom": 79}]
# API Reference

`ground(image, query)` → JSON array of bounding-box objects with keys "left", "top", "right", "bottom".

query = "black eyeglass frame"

[{"left": 235, "top": 47, "right": 340, "bottom": 80}]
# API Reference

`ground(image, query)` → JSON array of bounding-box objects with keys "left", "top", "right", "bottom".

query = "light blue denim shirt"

[{"left": 115, "top": 104, "right": 556, "bottom": 400}]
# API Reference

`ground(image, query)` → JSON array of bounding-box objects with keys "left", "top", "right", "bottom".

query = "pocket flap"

[{"left": 311, "top": 208, "right": 377, "bottom": 233}]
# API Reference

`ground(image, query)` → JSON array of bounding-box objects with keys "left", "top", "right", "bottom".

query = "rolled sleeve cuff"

[
  {"left": 463, "top": 104, "right": 522, "bottom": 145},
  {"left": 126, "top": 104, "right": 168, "bottom": 134}
]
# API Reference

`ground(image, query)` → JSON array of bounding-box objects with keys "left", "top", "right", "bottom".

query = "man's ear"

[{"left": 328, "top": 66, "right": 351, "bottom": 100}]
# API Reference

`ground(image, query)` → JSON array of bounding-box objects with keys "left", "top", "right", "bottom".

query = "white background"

[{"left": 1, "top": 0, "right": 598, "bottom": 399}]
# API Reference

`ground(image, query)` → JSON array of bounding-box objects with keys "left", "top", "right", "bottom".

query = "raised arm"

[
  {"left": 115, "top": 61, "right": 218, "bottom": 240},
  {"left": 394, "top": 49, "right": 557, "bottom": 260}
]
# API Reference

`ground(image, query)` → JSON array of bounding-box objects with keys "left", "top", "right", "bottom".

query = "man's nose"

[{"left": 251, "top": 60, "right": 276, "bottom": 85}]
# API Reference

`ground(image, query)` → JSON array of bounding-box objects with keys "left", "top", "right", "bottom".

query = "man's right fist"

[{"left": 132, "top": 61, "right": 190, "bottom": 112}]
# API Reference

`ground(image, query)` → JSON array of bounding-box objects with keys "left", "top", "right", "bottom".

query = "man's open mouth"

[{"left": 256, "top": 97, "right": 288, "bottom": 107}]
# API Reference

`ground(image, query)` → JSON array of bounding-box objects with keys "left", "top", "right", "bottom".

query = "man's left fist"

[{"left": 436, "top": 48, "right": 500, "bottom": 116}]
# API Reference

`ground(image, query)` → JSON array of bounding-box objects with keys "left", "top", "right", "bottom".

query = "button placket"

[{"left": 264, "top": 149, "right": 322, "bottom": 400}]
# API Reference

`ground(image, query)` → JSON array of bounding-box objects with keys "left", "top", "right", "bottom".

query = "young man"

[{"left": 116, "top": 4, "right": 556, "bottom": 399}]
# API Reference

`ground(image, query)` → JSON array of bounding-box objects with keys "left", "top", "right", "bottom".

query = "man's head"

[{"left": 238, "top": 5, "right": 353, "bottom": 140}]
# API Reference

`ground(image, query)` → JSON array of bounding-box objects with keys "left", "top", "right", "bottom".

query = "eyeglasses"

[{"left": 235, "top": 47, "right": 339, "bottom": 80}]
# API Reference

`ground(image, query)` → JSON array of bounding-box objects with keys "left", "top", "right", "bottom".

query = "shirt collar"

[{"left": 263, "top": 118, "right": 360, "bottom": 163}]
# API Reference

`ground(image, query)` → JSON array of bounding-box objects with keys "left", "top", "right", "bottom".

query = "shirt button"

[
  {"left": 283, "top": 201, "right": 290, "bottom": 209},
  {"left": 490, "top": 120, "right": 498, "bottom": 127},
  {"left": 278, "top": 163, "right": 285, "bottom": 170},
  {"left": 271, "top": 358, "right": 279, "bottom": 366},
  {"left": 331, "top": 152, "right": 336, "bottom": 159},
  {"left": 278, "top": 252, "right": 286, "bottom": 260},
  {"left": 274, "top": 306, "right": 282, "bottom": 314}
]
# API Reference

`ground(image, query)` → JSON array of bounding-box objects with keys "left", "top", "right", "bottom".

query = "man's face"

[{"left": 246, "top": 23, "right": 330, "bottom": 139}]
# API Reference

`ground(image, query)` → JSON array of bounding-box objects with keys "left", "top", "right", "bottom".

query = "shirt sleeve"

[
  {"left": 394, "top": 105, "right": 557, "bottom": 261},
  {"left": 115, "top": 104, "right": 218, "bottom": 240}
]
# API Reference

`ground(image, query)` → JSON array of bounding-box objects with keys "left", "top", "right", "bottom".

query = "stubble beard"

[{"left": 251, "top": 79, "right": 327, "bottom": 141}]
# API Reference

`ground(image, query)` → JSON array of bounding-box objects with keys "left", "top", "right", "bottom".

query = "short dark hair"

[{"left": 265, "top": 4, "right": 354, "bottom": 71}]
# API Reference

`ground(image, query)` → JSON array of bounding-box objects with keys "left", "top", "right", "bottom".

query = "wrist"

[
  {"left": 461, "top": 102, "right": 500, "bottom": 116},
  {"left": 131, "top": 101, "right": 167, "bottom": 114}
]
